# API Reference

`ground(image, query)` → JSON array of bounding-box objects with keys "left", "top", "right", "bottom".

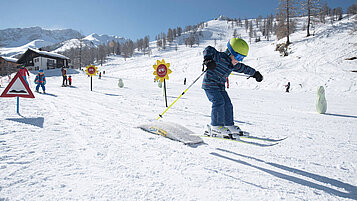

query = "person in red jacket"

[
  {"left": 68, "top": 76, "right": 72, "bottom": 86},
  {"left": 18, "top": 65, "right": 30, "bottom": 85}
]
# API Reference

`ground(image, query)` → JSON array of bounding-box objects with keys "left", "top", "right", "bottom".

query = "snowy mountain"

[
  {"left": 52, "top": 33, "right": 127, "bottom": 53},
  {"left": 0, "top": 15, "right": 357, "bottom": 200},
  {"left": 0, "top": 26, "right": 82, "bottom": 48},
  {"left": 0, "top": 27, "right": 126, "bottom": 57}
]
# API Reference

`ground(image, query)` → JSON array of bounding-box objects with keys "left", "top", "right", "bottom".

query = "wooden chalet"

[
  {"left": 17, "top": 48, "right": 70, "bottom": 71},
  {"left": 0, "top": 56, "right": 18, "bottom": 76}
]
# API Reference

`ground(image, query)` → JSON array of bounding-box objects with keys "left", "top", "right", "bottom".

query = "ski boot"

[
  {"left": 226, "top": 125, "right": 249, "bottom": 137},
  {"left": 206, "top": 125, "right": 235, "bottom": 139}
]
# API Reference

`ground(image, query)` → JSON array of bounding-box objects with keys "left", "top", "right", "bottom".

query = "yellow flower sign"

[
  {"left": 153, "top": 59, "right": 172, "bottom": 83},
  {"left": 85, "top": 64, "right": 98, "bottom": 76}
]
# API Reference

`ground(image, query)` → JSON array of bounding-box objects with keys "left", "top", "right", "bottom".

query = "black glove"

[
  {"left": 203, "top": 58, "right": 216, "bottom": 70},
  {"left": 252, "top": 71, "right": 263, "bottom": 82}
]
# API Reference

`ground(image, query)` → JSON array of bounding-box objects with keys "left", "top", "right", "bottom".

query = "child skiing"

[
  {"left": 34, "top": 70, "right": 46, "bottom": 93},
  {"left": 203, "top": 38, "right": 263, "bottom": 139},
  {"left": 68, "top": 75, "right": 72, "bottom": 86}
]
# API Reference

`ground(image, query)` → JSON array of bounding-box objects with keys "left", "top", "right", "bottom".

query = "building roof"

[
  {"left": 0, "top": 56, "right": 18, "bottom": 63},
  {"left": 17, "top": 48, "right": 70, "bottom": 64},
  {"left": 28, "top": 48, "right": 69, "bottom": 60}
]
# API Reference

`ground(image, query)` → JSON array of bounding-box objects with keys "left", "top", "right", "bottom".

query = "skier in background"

[
  {"left": 62, "top": 67, "right": 68, "bottom": 86},
  {"left": 18, "top": 65, "right": 30, "bottom": 85},
  {"left": 99, "top": 72, "right": 102, "bottom": 79},
  {"left": 285, "top": 82, "right": 290, "bottom": 93},
  {"left": 203, "top": 38, "right": 263, "bottom": 139},
  {"left": 34, "top": 70, "right": 46, "bottom": 93}
]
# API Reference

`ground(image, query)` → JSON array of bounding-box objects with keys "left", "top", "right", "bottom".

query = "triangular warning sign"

[{"left": 0, "top": 71, "right": 35, "bottom": 98}]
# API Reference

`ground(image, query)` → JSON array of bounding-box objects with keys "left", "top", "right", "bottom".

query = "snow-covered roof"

[
  {"left": 0, "top": 56, "right": 18, "bottom": 63},
  {"left": 28, "top": 48, "right": 69, "bottom": 60}
]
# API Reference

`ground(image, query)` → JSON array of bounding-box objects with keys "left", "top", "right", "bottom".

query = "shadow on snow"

[
  {"left": 6, "top": 116, "right": 44, "bottom": 128},
  {"left": 324, "top": 113, "right": 357, "bottom": 119},
  {"left": 210, "top": 148, "right": 357, "bottom": 200}
]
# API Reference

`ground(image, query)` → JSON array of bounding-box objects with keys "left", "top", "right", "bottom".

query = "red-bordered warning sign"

[{"left": 0, "top": 71, "right": 35, "bottom": 98}]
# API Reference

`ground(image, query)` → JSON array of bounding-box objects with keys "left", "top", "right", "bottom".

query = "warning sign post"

[{"left": 0, "top": 71, "right": 35, "bottom": 114}]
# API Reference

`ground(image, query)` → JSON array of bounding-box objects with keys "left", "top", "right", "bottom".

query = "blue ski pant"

[
  {"left": 36, "top": 83, "right": 45, "bottom": 92},
  {"left": 204, "top": 89, "right": 234, "bottom": 126}
]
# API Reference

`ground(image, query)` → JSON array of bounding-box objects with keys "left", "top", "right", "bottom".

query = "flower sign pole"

[
  {"left": 85, "top": 64, "right": 98, "bottom": 91},
  {"left": 153, "top": 59, "right": 172, "bottom": 107}
]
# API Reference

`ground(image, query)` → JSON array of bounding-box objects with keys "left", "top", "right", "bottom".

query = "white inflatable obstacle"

[
  {"left": 138, "top": 122, "right": 203, "bottom": 145},
  {"left": 316, "top": 86, "right": 327, "bottom": 114},
  {"left": 118, "top": 78, "right": 124, "bottom": 88}
]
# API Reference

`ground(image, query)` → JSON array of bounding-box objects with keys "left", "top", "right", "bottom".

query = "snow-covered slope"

[
  {"left": 103, "top": 15, "right": 357, "bottom": 96},
  {"left": 0, "top": 16, "right": 356, "bottom": 200}
]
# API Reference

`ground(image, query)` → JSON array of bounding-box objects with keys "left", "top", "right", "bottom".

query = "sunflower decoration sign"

[
  {"left": 153, "top": 59, "right": 172, "bottom": 83},
  {"left": 153, "top": 59, "right": 172, "bottom": 107},
  {"left": 85, "top": 64, "right": 98, "bottom": 91},
  {"left": 85, "top": 64, "right": 98, "bottom": 77}
]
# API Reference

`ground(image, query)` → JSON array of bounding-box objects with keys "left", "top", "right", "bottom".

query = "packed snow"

[{"left": 1, "top": 16, "right": 356, "bottom": 200}]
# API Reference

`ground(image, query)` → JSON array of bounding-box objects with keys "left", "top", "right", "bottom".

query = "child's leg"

[
  {"left": 221, "top": 90, "right": 234, "bottom": 126},
  {"left": 36, "top": 84, "right": 40, "bottom": 91},
  {"left": 41, "top": 84, "right": 46, "bottom": 92},
  {"left": 205, "top": 89, "right": 225, "bottom": 126}
]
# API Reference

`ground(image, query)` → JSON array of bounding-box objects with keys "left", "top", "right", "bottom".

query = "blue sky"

[{"left": 0, "top": 0, "right": 354, "bottom": 40}]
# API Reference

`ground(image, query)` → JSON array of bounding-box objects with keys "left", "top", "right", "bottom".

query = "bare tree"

[
  {"left": 136, "top": 38, "right": 144, "bottom": 52},
  {"left": 144, "top": 36, "right": 149, "bottom": 55},
  {"left": 115, "top": 41, "right": 121, "bottom": 55},
  {"left": 167, "top": 28, "right": 174, "bottom": 43},
  {"left": 156, "top": 34, "right": 162, "bottom": 48},
  {"left": 249, "top": 20, "right": 254, "bottom": 43},
  {"left": 277, "top": 0, "right": 299, "bottom": 45},
  {"left": 233, "top": 29, "right": 238, "bottom": 38},
  {"left": 238, "top": 17, "right": 242, "bottom": 27},
  {"left": 98, "top": 44, "right": 106, "bottom": 66},
  {"left": 177, "top": 27, "right": 182, "bottom": 36},
  {"left": 256, "top": 15, "right": 263, "bottom": 28},
  {"left": 335, "top": 7, "right": 343, "bottom": 20},
  {"left": 244, "top": 17, "right": 249, "bottom": 32},
  {"left": 347, "top": 3, "right": 357, "bottom": 16},
  {"left": 301, "top": 0, "right": 320, "bottom": 37},
  {"left": 162, "top": 33, "right": 166, "bottom": 49}
]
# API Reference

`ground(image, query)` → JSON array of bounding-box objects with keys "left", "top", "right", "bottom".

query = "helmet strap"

[{"left": 225, "top": 49, "right": 232, "bottom": 57}]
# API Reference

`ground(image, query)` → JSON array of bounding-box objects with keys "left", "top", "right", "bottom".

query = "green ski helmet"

[{"left": 227, "top": 38, "right": 249, "bottom": 61}]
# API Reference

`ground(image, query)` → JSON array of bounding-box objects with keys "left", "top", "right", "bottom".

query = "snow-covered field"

[{"left": 1, "top": 16, "right": 357, "bottom": 200}]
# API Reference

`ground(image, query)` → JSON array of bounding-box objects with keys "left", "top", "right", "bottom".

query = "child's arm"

[{"left": 232, "top": 62, "right": 256, "bottom": 76}]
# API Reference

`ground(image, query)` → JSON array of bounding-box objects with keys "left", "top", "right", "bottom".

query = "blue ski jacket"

[
  {"left": 34, "top": 74, "right": 46, "bottom": 85},
  {"left": 202, "top": 46, "right": 256, "bottom": 91}
]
